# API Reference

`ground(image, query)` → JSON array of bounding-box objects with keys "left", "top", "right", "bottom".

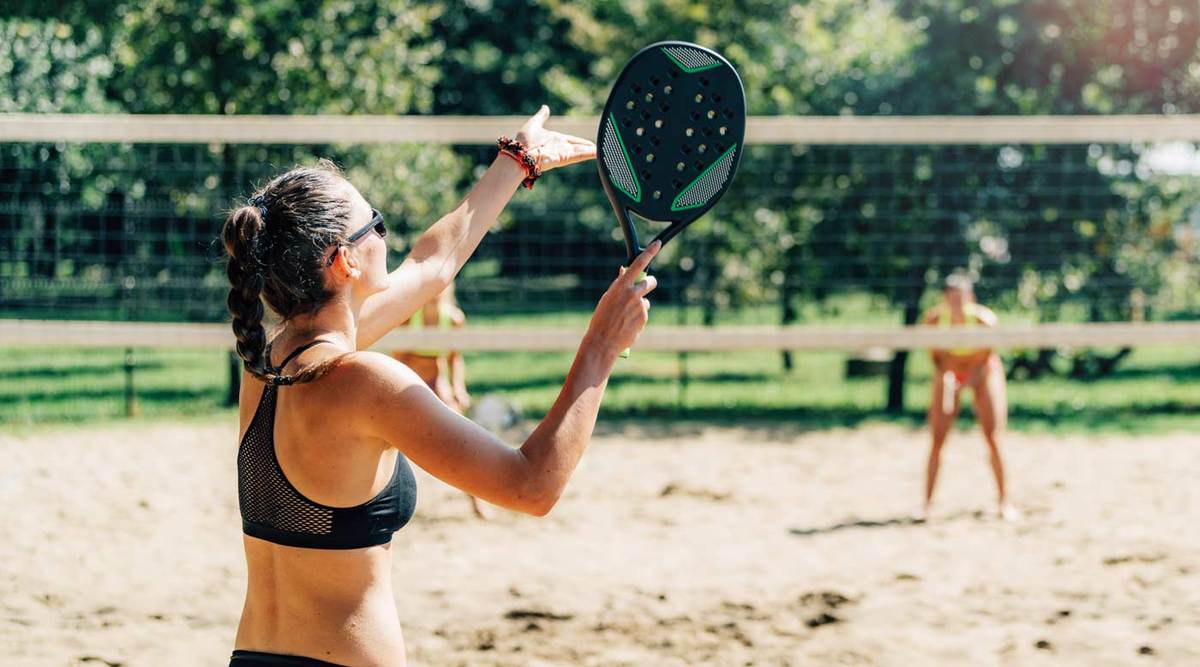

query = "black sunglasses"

[{"left": 327, "top": 208, "right": 387, "bottom": 265}]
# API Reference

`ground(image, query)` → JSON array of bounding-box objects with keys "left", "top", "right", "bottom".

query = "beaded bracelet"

[{"left": 497, "top": 136, "right": 542, "bottom": 189}]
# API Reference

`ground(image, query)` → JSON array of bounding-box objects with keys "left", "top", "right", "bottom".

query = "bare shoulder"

[
  {"left": 326, "top": 351, "right": 442, "bottom": 436},
  {"left": 333, "top": 349, "right": 427, "bottom": 392},
  {"left": 331, "top": 349, "right": 466, "bottom": 452}
]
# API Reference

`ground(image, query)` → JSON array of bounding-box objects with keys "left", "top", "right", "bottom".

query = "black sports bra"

[{"left": 237, "top": 340, "right": 417, "bottom": 549}]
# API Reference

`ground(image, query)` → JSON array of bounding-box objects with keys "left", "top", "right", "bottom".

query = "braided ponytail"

[
  {"left": 221, "top": 161, "right": 357, "bottom": 386},
  {"left": 222, "top": 204, "right": 287, "bottom": 385}
]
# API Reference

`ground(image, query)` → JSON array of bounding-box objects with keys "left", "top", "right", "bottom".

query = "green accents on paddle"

[
  {"left": 660, "top": 47, "right": 722, "bottom": 73},
  {"left": 671, "top": 144, "right": 739, "bottom": 212},
  {"left": 604, "top": 113, "right": 641, "bottom": 202}
]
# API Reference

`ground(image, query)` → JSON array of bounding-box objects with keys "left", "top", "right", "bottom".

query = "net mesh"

[{"left": 1, "top": 115, "right": 1198, "bottom": 328}]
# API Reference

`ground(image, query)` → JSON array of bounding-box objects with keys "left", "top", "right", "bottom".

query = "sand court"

[{"left": 2, "top": 420, "right": 1197, "bottom": 666}]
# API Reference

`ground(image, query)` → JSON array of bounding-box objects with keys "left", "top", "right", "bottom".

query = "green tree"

[
  {"left": 0, "top": 17, "right": 121, "bottom": 305},
  {"left": 1, "top": 2, "right": 470, "bottom": 319}
]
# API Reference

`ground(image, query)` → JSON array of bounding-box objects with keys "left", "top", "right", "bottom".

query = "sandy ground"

[{"left": 1, "top": 418, "right": 1198, "bottom": 666}]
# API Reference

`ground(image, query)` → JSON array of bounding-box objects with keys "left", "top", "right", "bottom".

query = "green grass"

[
  {"left": 0, "top": 347, "right": 235, "bottom": 426},
  {"left": 469, "top": 345, "right": 1200, "bottom": 434},
  {"left": 3, "top": 342, "right": 1197, "bottom": 435}
]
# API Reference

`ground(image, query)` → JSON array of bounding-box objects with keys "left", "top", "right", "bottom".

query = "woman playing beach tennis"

[
  {"left": 221, "top": 106, "right": 660, "bottom": 667},
  {"left": 921, "top": 273, "right": 1018, "bottom": 521}
]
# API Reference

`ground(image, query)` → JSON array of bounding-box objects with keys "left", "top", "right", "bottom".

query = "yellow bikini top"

[
  {"left": 934, "top": 302, "right": 986, "bottom": 357},
  {"left": 407, "top": 303, "right": 454, "bottom": 357}
]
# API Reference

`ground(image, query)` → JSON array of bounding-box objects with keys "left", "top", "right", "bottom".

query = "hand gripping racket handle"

[{"left": 618, "top": 269, "right": 648, "bottom": 359}]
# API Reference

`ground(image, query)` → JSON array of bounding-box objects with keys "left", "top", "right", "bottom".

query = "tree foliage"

[{"left": 1, "top": 1, "right": 1197, "bottom": 399}]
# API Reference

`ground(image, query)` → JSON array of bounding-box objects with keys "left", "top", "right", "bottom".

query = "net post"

[
  {"left": 677, "top": 350, "right": 688, "bottom": 411},
  {"left": 781, "top": 290, "right": 797, "bottom": 372},
  {"left": 124, "top": 347, "right": 138, "bottom": 418}
]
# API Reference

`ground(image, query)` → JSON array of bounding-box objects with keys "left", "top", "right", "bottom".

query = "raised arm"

[
  {"left": 354, "top": 243, "right": 660, "bottom": 515},
  {"left": 356, "top": 106, "right": 596, "bottom": 350}
]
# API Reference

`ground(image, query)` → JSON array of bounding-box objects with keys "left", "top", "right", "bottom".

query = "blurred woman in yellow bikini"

[
  {"left": 392, "top": 281, "right": 488, "bottom": 518},
  {"left": 922, "top": 273, "right": 1018, "bottom": 521}
]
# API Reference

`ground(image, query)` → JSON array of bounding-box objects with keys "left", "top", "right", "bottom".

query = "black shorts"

[{"left": 229, "top": 649, "right": 347, "bottom": 666}]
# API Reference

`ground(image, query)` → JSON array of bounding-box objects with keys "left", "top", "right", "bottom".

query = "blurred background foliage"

[{"left": 2, "top": 0, "right": 1199, "bottom": 413}]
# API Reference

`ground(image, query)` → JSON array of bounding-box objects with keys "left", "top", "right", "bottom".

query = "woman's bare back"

[{"left": 233, "top": 355, "right": 408, "bottom": 666}]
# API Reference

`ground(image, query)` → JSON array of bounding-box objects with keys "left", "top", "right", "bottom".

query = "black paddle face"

[{"left": 597, "top": 41, "right": 747, "bottom": 262}]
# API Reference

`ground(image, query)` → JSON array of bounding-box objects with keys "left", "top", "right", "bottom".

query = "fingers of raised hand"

[
  {"left": 544, "top": 152, "right": 594, "bottom": 170},
  {"left": 548, "top": 130, "right": 595, "bottom": 148},
  {"left": 634, "top": 273, "right": 658, "bottom": 296},
  {"left": 521, "top": 105, "right": 551, "bottom": 134},
  {"left": 561, "top": 142, "right": 597, "bottom": 163},
  {"left": 625, "top": 240, "right": 662, "bottom": 280},
  {"left": 570, "top": 142, "right": 598, "bottom": 162},
  {"left": 537, "top": 139, "right": 596, "bottom": 170}
]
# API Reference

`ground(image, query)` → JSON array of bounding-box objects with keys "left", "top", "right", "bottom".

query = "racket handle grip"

[{"left": 618, "top": 269, "right": 648, "bottom": 359}]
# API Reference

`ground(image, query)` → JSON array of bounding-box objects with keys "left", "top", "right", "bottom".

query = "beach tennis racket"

[{"left": 597, "top": 41, "right": 746, "bottom": 357}]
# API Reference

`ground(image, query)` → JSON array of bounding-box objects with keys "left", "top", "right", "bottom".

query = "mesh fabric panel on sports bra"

[{"left": 238, "top": 386, "right": 335, "bottom": 535}]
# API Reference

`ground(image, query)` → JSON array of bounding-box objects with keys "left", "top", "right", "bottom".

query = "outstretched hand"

[
  {"left": 586, "top": 241, "right": 661, "bottom": 355},
  {"left": 515, "top": 105, "right": 597, "bottom": 172}
]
